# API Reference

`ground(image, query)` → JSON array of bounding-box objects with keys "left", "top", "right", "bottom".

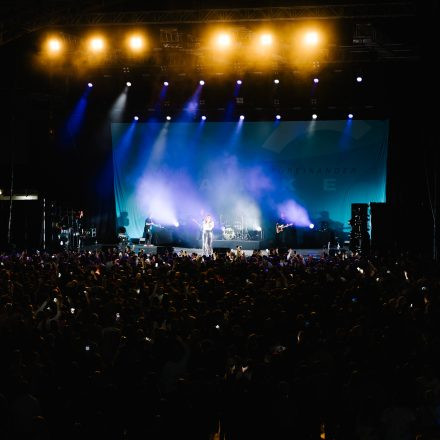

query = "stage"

[
  {"left": 125, "top": 244, "right": 328, "bottom": 258},
  {"left": 198, "top": 239, "right": 260, "bottom": 250},
  {"left": 129, "top": 240, "right": 260, "bottom": 254}
]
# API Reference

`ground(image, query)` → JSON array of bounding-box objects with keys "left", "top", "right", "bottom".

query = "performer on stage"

[
  {"left": 275, "top": 214, "right": 297, "bottom": 249},
  {"left": 143, "top": 216, "right": 153, "bottom": 245},
  {"left": 275, "top": 214, "right": 292, "bottom": 248},
  {"left": 202, "top": 214, "right": 214, "bottom": 256}
]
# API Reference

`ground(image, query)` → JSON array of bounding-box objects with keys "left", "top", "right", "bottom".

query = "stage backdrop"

[{"left": 112, "top": 120, "right": 388, "bottom": 240}]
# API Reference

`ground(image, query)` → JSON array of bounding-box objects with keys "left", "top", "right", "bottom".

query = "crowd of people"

[{"left": 1, "top": 246, "right": 440, "bottom": 439}]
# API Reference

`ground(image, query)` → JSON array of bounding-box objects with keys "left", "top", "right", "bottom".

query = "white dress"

[{"left": 202, "top": 219, "right": 214, "bottom": 256}]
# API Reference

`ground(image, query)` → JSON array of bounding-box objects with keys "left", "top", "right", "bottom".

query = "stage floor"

[
  {"left": 129, "top": 244, "right": 326, "bottom": 258},
  {"left": 198, "top": 239, "right": 260, "bottom": 250},
  {"left": 174, "top": 247, "right": 325, "bottom": 257}
]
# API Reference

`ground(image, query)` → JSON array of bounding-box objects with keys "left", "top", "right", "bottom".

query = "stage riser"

[{"left": 201, "top": 240, "right": 260, "bottom": 250}]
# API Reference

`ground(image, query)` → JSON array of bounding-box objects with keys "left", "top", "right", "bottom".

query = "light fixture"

[
  {"left": 89, "top": 37, "right": 105, "bottom": 52},
  {"left": 260, "top": 33, "right": 273, "bottom": 46},
  {"left": 128, "top": 35, "right": 145, "bottom": 51},
  {"left": 216, "top": 33, "right": 232, "bottom": 48},
  {"left": 303, "top": 31, "right": 319, "bottom": 46},
  {"left": 47, "top": 38, "right": 62, "bottom": 53}
]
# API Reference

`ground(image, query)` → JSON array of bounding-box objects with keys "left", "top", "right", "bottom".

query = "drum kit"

[
  {"left": 222, "top": 227, "right": 236, "bottom": 240},
  {"left": 220, "top": 215, "right": 256, "bottom": 241}
]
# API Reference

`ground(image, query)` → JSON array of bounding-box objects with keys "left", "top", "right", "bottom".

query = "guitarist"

[{"left": 275, "top": 215, "right": 294, "bottom": 248}]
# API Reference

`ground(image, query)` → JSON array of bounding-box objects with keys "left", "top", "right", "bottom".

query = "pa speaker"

[{"left": 370, "top": 202, "right": 392, "bottom": 252}]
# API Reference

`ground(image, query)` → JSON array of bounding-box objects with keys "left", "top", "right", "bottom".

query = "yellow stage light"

[
  {"left": 89, "top": 37, "right": 105, "bottom": 52},
  {"left": 303, "top": 31, "right": 319, "bottom": 46},
  {"left": 47, "top": 38, "right": 62, "bottom": 53},
  {"left": 216, "top": 33, "right": 232, "bottom": 48},
  {"left": 128, "top": 35, "right": 145, "bottom": 51},
  {"left": 260, "top": 33, "right": 273, "bottom": 46}
]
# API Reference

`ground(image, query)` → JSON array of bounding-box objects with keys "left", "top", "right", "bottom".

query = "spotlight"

[
  {"left": 128, "top": 35, "right": 145, "bottom": 51},
  {"left": 89, "top": 37, "right": 104, "bottom": 52},
  {"left": 312, "top": 114, "right": 317, "bottom": 120},
  {"left": 166, "top": 116, "right": 171, "bottom": 121},
  {"left": 163, "top": 81, "right": 169, "bottom": 86},
  {"left": 47, "top": 38, "right": 62, "bottom": 53},
  {"left": 313, "top": 78, "right": 319, "bottom": 84},
  {"left": 309, "top": 223, "right": 315, "bottom": 229},
  {"left": 216, "top": 33, "right": 232, "bottom": 48},
  {"left": 201, "top": 115, "right": 207, "bottom": 121},
  {"left": 276, "top": 114, "right": 281, "bottom": 120},
  {"left": 87, "top": 82, "right": 93, "bottom": 88},
  {"left": 255, "top": 226, "right": 262, "bottom": 232},
  {"left": 260, "top": 33, "right": 273, "bottom": 46},
  {"left": 236, "top": 79, "right": 242, "bottom": 85},
  {"left": 356, "top": 76, "right": 363, "bottom": 82},
  {"left": 126, "top": 81, "right": 132, "bottom": 87},
  {"left": 348, "top": 113, "right": 354, "bottom": 119},
  {"left": 199, "top": 80, "right": 205, "bottom": 85},
  {"left": 134, "top": 116, "right": 139, "bottom": 121},
  {"left": 304, "top": 31, "right": 319, "bottom": 46},
  {"left": 239, "top": 115, "right": 245, "bottom": 120},
  {"left": 274, "top": 79, "right": 280, "bottom": 84},
  {"left": 174, "top": 221, "right": 180, "bottom": 227}
]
